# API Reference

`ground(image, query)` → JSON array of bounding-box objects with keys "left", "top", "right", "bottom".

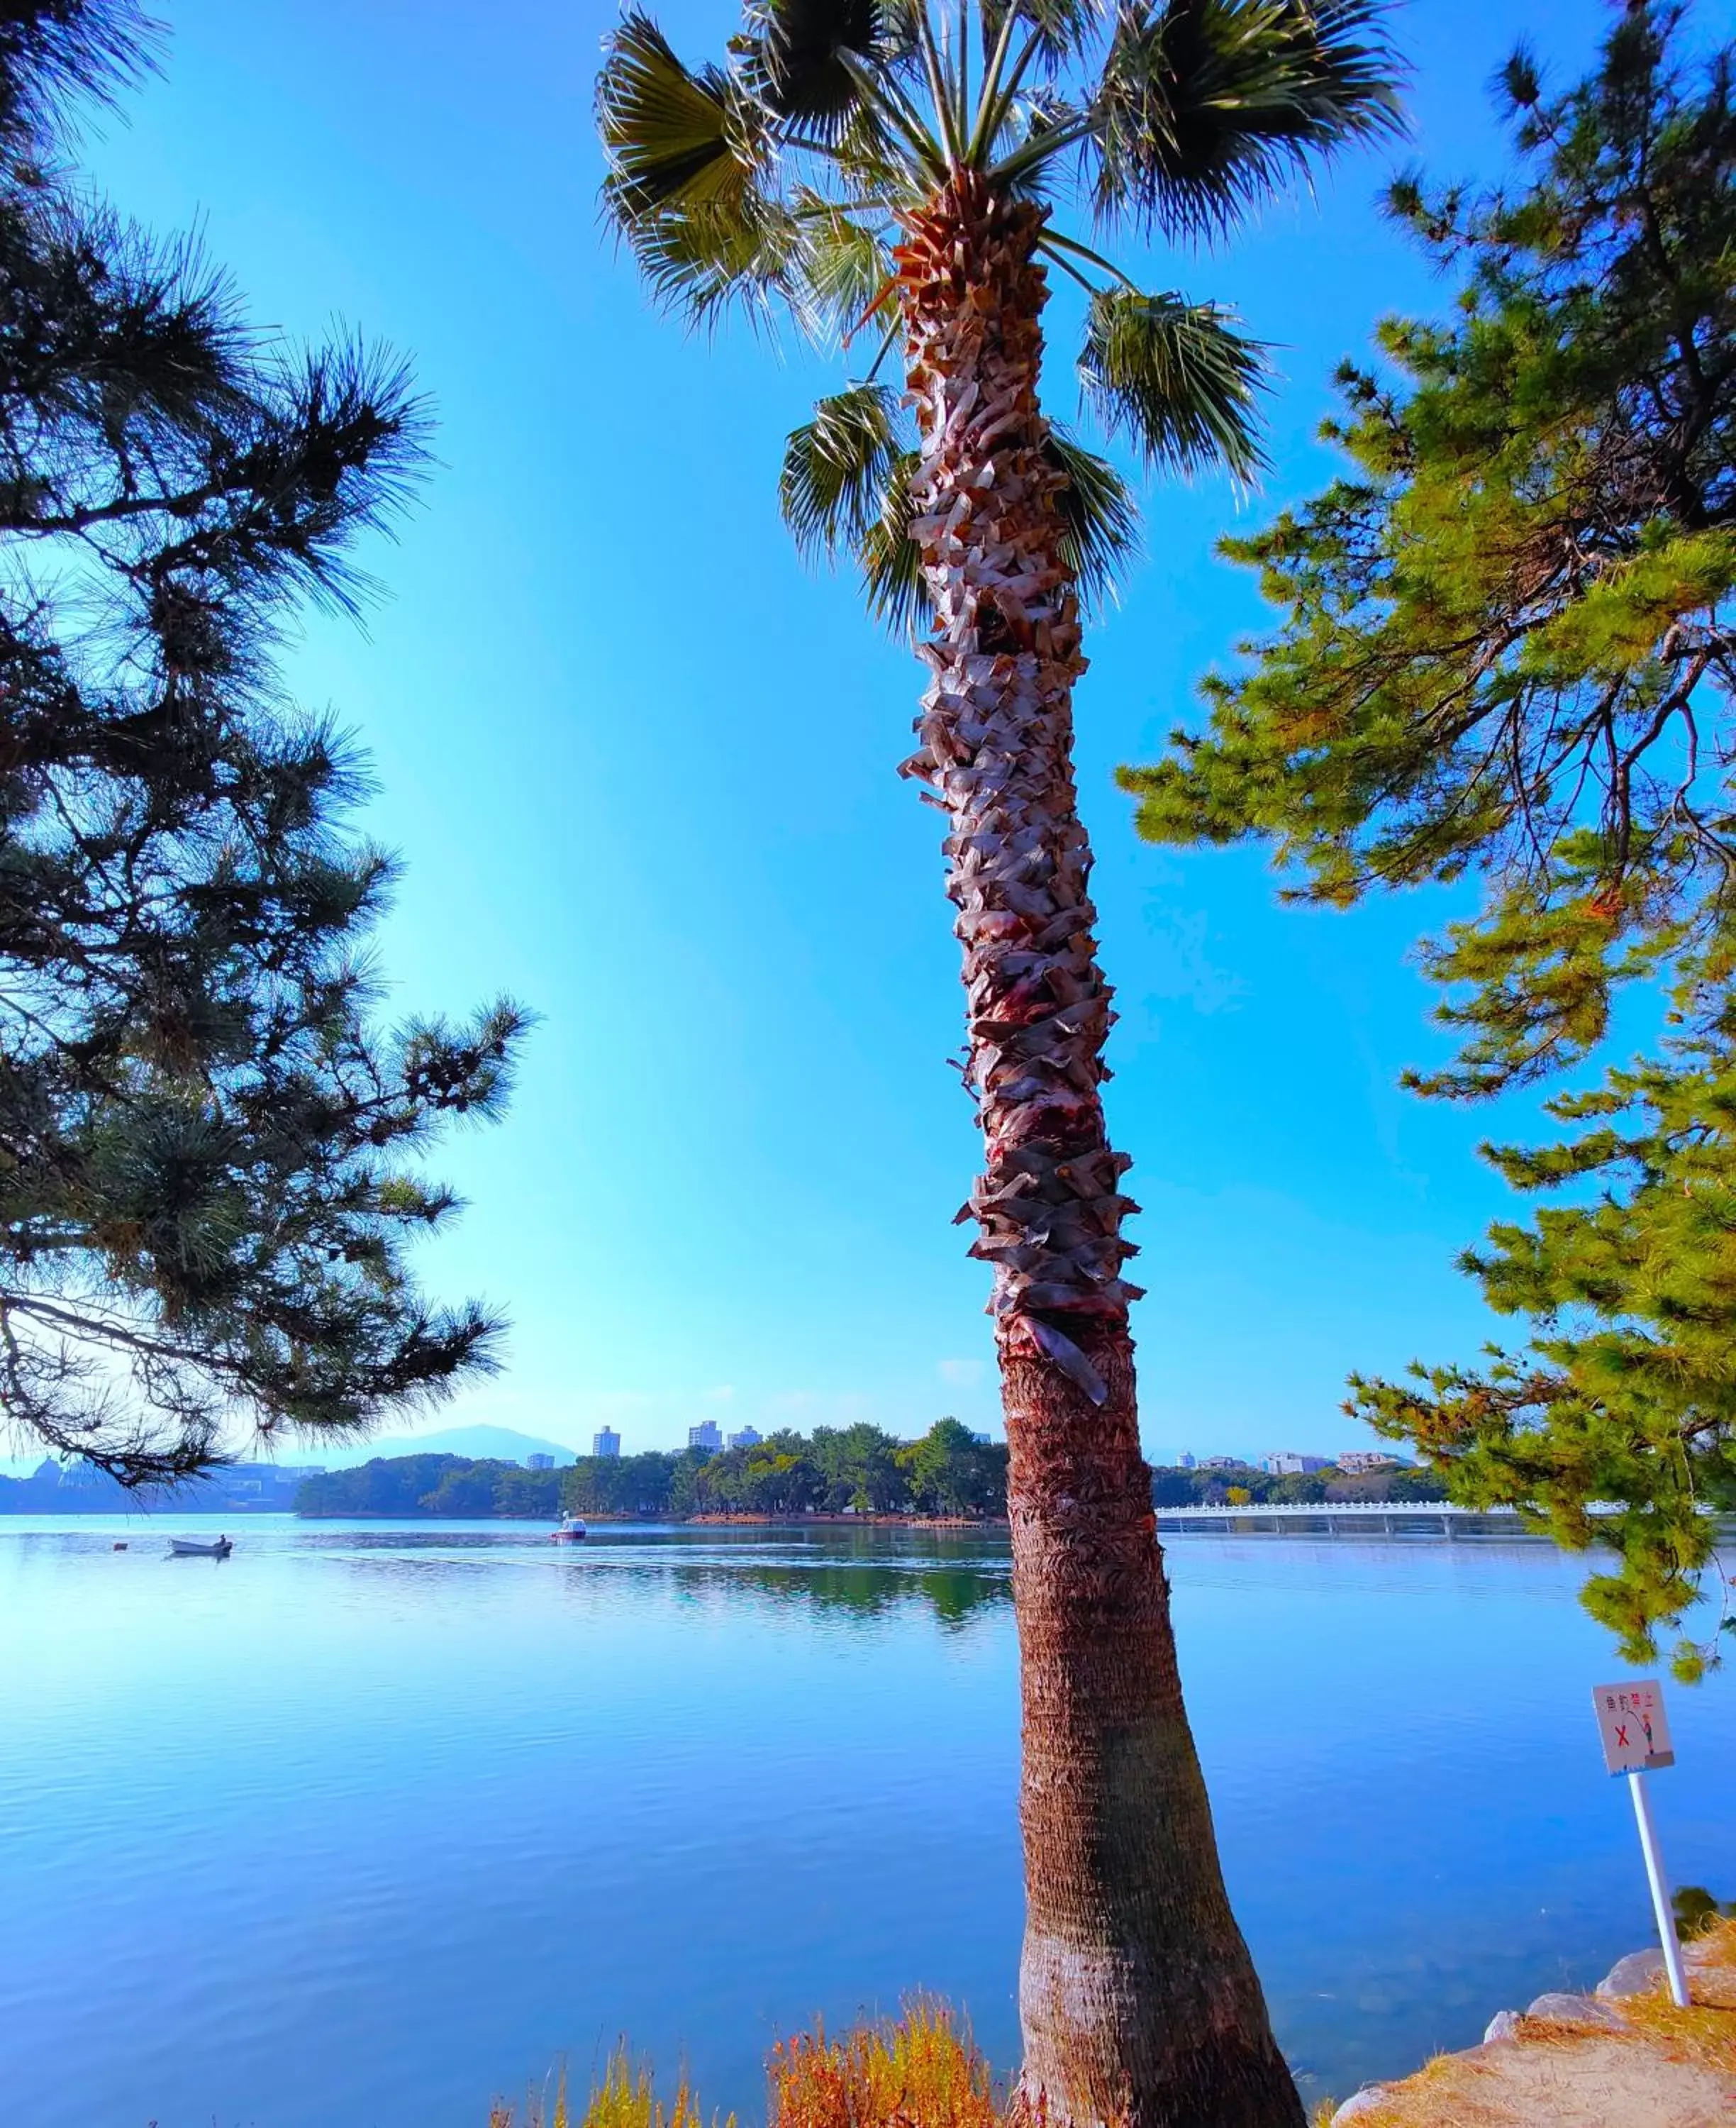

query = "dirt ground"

[{"left": 1327, "top": 1919, "right": 1736, "bottom": 2128}]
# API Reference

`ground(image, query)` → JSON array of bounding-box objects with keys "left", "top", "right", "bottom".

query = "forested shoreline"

[
  {"left": 291, "top": 1429, "right": 1450, "bottom": 1520},
  {"left": 294, "top": 1419, "right": 1010, "bottom": 1519}
]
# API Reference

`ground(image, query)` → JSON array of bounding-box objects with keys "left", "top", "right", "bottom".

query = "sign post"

[{"left": 1591, "top": 1679, "right": 1690, "bottom": 2009}]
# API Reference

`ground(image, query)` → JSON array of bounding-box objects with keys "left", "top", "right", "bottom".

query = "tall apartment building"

[
  {"left": 688, "top": 1420, "right": 723, "bottom": 1454},
  {"left": 592, "top": 1427, "right": 621, "bottom": 1459},
  {"left": 726, "top": 1425, "right": 762, "bottom": 1451},
  {"left": 525, "top": 1453, "right": 556, "bottom": 1470}
]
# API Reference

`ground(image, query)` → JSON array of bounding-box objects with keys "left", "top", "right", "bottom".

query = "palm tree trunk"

[{"left": 893, "top": 172, "right": 1303, "bottom": 2128}]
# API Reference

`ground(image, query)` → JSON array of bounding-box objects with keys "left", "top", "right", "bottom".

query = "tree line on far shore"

[
  {"left": 1152, "top": 1463, "right": 1447, "bottom": 1508},
  {"left": 291, "top": 1431, "right": 1453, "bottom": 1520},
  {"left": 293, "top": 1419, "right": 1011, "bottom": 1519}
]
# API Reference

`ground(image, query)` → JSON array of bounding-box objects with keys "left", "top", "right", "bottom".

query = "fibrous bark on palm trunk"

[{"left": 894, "top": 172, "right": 1303, "bottom": 2128}]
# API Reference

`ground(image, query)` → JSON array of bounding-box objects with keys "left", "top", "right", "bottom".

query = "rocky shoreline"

[{"left": 1330, "top": 1920, "right": 1735, "bottom": 2125}]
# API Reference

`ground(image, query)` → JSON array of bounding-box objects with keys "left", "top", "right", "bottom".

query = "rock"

[
  {"left": 1525, "top": 1990, "right": 1627, "bottom": 2029},
  {"left": 1482, "top": 2008, "right": 1523, "bottom": 2043},
  {"left": 1598, "top": 1949, "right": 1664, "bottom": 1998},
  {"left": 1331, "top": 2088, "right": 1389, "bottom": 2125}
]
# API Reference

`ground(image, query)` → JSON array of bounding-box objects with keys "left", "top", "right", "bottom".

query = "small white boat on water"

[
  {"left": 550, "top": 1514, "right": 586, "bottom": 1544},
  {"left": 168, "top": 1536, "right": 233, "bottom": 1558}
]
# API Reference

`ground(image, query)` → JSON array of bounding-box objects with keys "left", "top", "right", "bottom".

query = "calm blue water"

[{"left": 2, "top": 1518, "right": 1732, "bottom": 2128}]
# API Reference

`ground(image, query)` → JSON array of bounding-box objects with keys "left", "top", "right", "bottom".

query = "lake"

[{"left": 3, "top": 1518, "right": 1732, "bottom": 2128}]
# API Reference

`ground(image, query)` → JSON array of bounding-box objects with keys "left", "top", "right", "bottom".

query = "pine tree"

[
  {"left": 597, "top": 1, "right": 1400, "bottom": 2119},
  {"left": 0, "top": 4, "right": 525, "bottom": 1486},
  {"left": 1124, "top": 1, "right": 1736, "bottom": 1675}
]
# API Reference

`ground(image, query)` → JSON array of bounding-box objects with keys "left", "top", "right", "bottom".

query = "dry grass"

[
  {"left": 1616, "top": 1914, "right": 1736, "bottom": 2073},
  {"left": 769, "top": 1997, "right": 1000, "bottom": 2128},
  {"left": 489, "top": 2049, "right": 721, "bottom": 2128},
  {"left": 494, "top": 1946, "right": 1736, "bottom": 2128},
  {"left": 489, "top": 2002, "right": 991, "bottom": 2128}
]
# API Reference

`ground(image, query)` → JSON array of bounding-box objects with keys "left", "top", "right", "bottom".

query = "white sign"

[{"left": 1592, "top": 1678, "right": 1676, "bottom": 1775}]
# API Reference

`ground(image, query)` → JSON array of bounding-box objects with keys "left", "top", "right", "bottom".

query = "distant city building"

[
  {"left": 726, "top": 1425, "right": 762, "bottom": 1451},
  {"left": 1201, "top": 1454, "right": 1250, "bottom": 1471},
  {"left": 525, "top": 1453, "right": 555, "bottom": 1471},
  {"left": 592, "top": 1428, "right": 621, "bottom": 1459},
  {"left": 1261, "top": 1452, "right": 1330, "bottom": 1475},
  {"left": 1337, "top": 1450, "right": 1399, "bottom": 1473},
  {"left": 688, "top": 1420, "right": 723, "bottom": 1455},
  {"left": 1177, "top": 1451, "right": 1196, "bottom": 1470}
]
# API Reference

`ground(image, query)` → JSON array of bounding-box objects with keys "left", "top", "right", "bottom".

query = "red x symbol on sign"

[{"left": 1615, "top": 1724, "right": 1630, "bottom": 1748}]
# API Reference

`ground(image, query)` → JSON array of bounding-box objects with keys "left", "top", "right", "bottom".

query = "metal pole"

[{"left": 1627, "top": 1769, "right": 1691, "bottom": 2007}]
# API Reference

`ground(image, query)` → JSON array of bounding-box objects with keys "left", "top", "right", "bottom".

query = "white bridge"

[
  {"left": 1152, "top": 1500, "right": 1694, "bottom": 1535},
  {"left": 1155, "top": 1501, "right": 1522, "bottom": 1536}
]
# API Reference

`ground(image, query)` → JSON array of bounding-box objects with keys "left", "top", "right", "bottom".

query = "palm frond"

[
  {"left": 991, "top": 88, "right": 1088, "bottom": 196},
  {"left": 1078, "top": 285, "right": 1269, "bottom": 478},
  {"left": 599, "top": 12, "right": 746, "bottom": 220},
  {"left": 1048, "top": 428, "right": 1140, "bottom": 608},
  {"left": 745, "top": 0, "right": 891, "bottom": 135},
  {"left": 599, "top": 12, "right": 796, "bottom": 322},
  {"left": 861, "top": 448, "right": 928, "bottom": 633},
  {"left": 779, "top": 384, "right": 911, "bottom": 560},
  {"left": 980, "top": 0, "right": 1103, "bottom": 72},
  {"left": 781, "top": 387, "right": 925, "bottom": 631},
  {"left": 1091, "top": 0, "right": 1403, "bottom": 239},
  {"left": 859, "top": 430, "right": 1137, "bottom": 631},
  {"left": 791, "top": 193, "right": 900, "bottom": 341},
  {"left": 786, "top": 406, "right": 1137, "bottom": 635},
  {"left": 624, "top": 197, "right": 801, "bottom": 325}
]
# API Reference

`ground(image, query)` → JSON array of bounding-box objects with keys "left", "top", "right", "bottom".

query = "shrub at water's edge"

[
  {"left": 488, "top": 2050, "right": 719, "bottom": 2128},
  {"left": 489, "top": 2002, "right": 992, "bottom": 2128},
  {"left": 769, "top": 1999, "right": 1000, "bottom": 2128},
  {"left": 488, "top": 1960, "right": 1736, "bottom": 2128}
]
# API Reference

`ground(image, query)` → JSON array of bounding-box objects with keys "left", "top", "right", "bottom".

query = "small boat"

[
  {"left": 112, "top": 1541, "right": 128, "bottom": 1551},
  {"left": 168, "top": 1536, "right": 233, "bottom": 1558},
  {"left": 550, "top": 1514, "right": 586, "bottom": 1544}
]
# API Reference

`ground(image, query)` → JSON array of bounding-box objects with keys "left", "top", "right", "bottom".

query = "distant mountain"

[{"left": 312, "top": 1424, "right": 581, "bottom": 1469}]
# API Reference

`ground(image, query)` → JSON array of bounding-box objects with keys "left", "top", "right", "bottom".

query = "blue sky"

[{"left": 77, "top": 0, "right": 1678, "bottom": 1460}]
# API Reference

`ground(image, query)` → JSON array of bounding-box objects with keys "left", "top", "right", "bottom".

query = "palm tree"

[{"left": 597, "top": 5, "right": 1398, "bottom": 2123}]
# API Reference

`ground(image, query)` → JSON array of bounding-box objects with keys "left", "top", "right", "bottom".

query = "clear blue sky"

[{"left": 77, "top": 0, "right": 1686, "bottom": 1460}]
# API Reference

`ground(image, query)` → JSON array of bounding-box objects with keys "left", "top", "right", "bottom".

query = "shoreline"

[
  {"left": 1328, "top": 1917, "right": 1735, "bottom": 2124},
  {"left": 681, "top": 1512, "right": 1008, "bottom": 1529}
]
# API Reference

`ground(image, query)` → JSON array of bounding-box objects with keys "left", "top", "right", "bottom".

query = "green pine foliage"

[
  {"left": 0, "top": 5, "right": 525, "bottom": 1485},
  {"left": 1123, "top": 2, "right": 1736, "bottom": 1675}
]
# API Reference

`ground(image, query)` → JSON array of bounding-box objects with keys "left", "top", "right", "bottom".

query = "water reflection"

[
  {"left": 308, "top": 1522, "right": 1015, "bottom": 1629},
  {"left": 608, "top": 1553, "right": 1013, "bottom": 1629},
  {"left": 9, "top": 1517, "right": 1736, "bottom": 2128}
]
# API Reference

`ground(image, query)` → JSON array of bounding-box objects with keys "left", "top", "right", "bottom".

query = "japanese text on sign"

[{"left": 1591, "top": 1679, "right": 1676, "bottom": 1775}]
